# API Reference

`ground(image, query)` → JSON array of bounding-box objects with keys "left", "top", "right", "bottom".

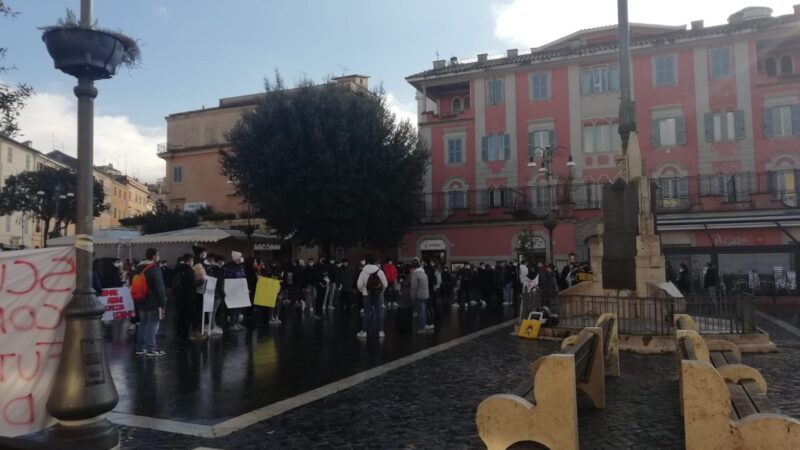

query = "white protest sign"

[
  {"left": 224, "top": 278, "right": 251, "bottom": 308},
  {"left": 0, "top": 246, "right": 75, "bottom": 437},
  {"left": 98, "top": 287, "right": 135, "bottom": 321},
  {"left": 203, "top": 277, "right": 217, "bottom": 312}
]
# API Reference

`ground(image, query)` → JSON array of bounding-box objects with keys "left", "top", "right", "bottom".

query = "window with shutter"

[
  {"left": 763, "top": 106, "right": 774, "bottom": 138},
  {"left": 734, "top": 110, "right": 746, "bottom": 140},
  {"left": 503, "top": 134, "right": 511, "bottom": 160},
  {"left": 675, "top": 116, "right": 686, "bottom": 145},
  {"left": 650, "top": 119, "right": 661, "bottom": 148},
  {"left": 704, "top": 113, "right": 715, "bottom": 142},
  {"left": 481, "top": 136, "right": 489, "bottom": 161},
  {"left": 792, "top": 104, "right": 800, "bottom": 135}
]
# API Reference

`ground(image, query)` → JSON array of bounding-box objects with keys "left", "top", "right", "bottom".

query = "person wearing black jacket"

[
  {"left": 338, "top": 260, "right": 354, "bottom": 309},
  {"left": 704, "top": 263, "right": 719, "bottom": 300},
  {"left": 440, "top": 266, "right": 453, "bottom": 304},
  {"left": 678, "top": 263, "right": 691, "bottom": 295},
  {"left": 134, "top": 248, "right": 167, "bottom": 356},
  {"left": 291, "top": 260, "right": 305, "bottom": 304},
  {"left": 173, "top": 254, "right": 197, "bottom": 343},
  {"left": 313, "top": 257, "right": 328, "bottom": 319}
]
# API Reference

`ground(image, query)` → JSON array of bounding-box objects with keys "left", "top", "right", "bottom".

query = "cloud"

[
  {"left": 155, "top": 6, "right": 169, "bottom": 20},
  {"left": 17, "top": 91, "right": 165, "bottom": 183},
  {"left": 386, "top": 92, "right": 417, "bottom": 129}
]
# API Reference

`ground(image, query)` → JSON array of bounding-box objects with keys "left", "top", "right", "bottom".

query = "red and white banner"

[{"left": 0, "top": 246, "right": 75, "bottom": 437}]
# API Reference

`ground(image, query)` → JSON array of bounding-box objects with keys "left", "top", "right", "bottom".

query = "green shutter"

[
  {"left": 651, "top": 119, "right": 661, "bottom": 147},
  {"left": 481, "top": 136, "right": 488, "bottom": 161},
  {"left": 763, "top": 107, "right": 774, "bottom": 138},
  {"left": 503, "top": 134, "right": 511, "bottom": 160},
  {"left": 704, "top": 113, "right": 714, "bottom": 142},
  {"left": 734, "top": 110, "right": 746, "bottom": 140},
  {"left": 676, "top": 116, "right": 686, "bottom": 145}
]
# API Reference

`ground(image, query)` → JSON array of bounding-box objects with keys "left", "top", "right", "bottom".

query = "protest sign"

[
  {"left": 0, "top": 246, "right": 75, "bottom": 437},
  {"left": 254, "top": 276, "right": 280, "bottom": 308},
  {"left": 203, "top": 277, "right": 217, "bottom": 313},
  {"left": 98, "top": 287, "right": 135, "bottom": 321},
  {"left": 223, "top": 278, "right": 251, "bottom": 308}
]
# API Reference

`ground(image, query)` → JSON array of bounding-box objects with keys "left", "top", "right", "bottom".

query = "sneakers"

[
  {"left": 470, "top": 300, "right": 478, "bottom": 306},
  {"left": 135, "top": 350, "right": 146, "bottom": 356},
  {"left": 502, "top": 301, "right": 512, "bottom": 306},
  {"left": 190, "top": 331, "right": 207, "bottom": 341},
  {"left": 301, "top": 300, "right": 307, "bottom": 311},
  {"left": 480, "top": 300, "right": 487, "bottom": 307},
  {"left": 360, "top": 308, "right": 365, "bottom": 316},
  {"left": 451, "top": 303, "right": 460, "bottom": 309},
  {"left": 314, "top": 315, "right": 323, "bottom": 320},
  {"left": 146, "top": 350, "right": 166, "bottom": 357},
  {"left": 424, "top": 324, "right": 435, "bottom": 330},
  {"left": 269, "top": 318, "right": 282, "bottom": 325},
  {"left": 356, "top": 330, "right": 367, "bottom": 339},
  {"left": 230, "top": 324, "right": 244, "bottom": 331},
  {"left": 416, "top": 329, "right": 432, "bottom": 334},
  {"left": 378, "top": 331, "right": 385, "bottom": 338},
  {"left": 209, "top": 327, "right": 223, "bottom": 336}
]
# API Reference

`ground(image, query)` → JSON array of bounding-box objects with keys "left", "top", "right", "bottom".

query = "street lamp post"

[
  {"left": 527, "top": 145, "right": 574, "bottom": 267},
  {"left": 41, "top": 1, "right": 120, "bottom": 447}
]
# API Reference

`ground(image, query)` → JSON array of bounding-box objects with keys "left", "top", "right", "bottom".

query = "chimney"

[
  {"left": 506, "top": 49, "right": 518, "bottom": 57},
  {"left": 691, "top": 20, "right": 704, "bottom": 30},
  {"left": 433, "top": 59, "right": 446, "bottom": 69},
  {"left": 477, "top": 53, "right": 488, "bottom": 63},
  {"left": 22, "top": 140, "right": 32, "bottom": 147},
  {"left": 795, "top": 4, "right": 800, "bottom": 16}
]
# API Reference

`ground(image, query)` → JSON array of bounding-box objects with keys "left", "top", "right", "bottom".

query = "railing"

[
  {"left": 156, "top": 143, "right": 167, "bottom": 154},
  {"left": 521, "top": 292, "right": 756, "bottom": 335},
  {"left": 654, "top": 169, "right": 800, "bottom": 213},
  {"left": 415, "top": 170, "right": 798, "bottom": 223}
]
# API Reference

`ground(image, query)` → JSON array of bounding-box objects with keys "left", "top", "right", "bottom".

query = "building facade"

[
  {"left": 0, "top": 137, "right": 42, "bottom": 249},
  {"left": 403, "top": 6, "right": 800, "bottom": 294},
  {"left": 158, "top": 75, "right": 370, "bottom": 216}
]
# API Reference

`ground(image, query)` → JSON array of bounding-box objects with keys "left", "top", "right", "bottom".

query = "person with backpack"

[
  {"left": 410, "top": 259, "right": 433, "bottom": 334},
  {"left": 173, "top": 253, "right": 197, "bottom": 343},
  {"left": 356, "top": 255, "right": 388, "bottom": 339},
  {"left": 131, "top": 248, "right": 167, "bottom": 356}
]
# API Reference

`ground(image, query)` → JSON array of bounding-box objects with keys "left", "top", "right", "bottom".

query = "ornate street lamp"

[
  {"left": 543, "top": 214, "right": 559, "bottom": 267},
  {"left": 36, "top": 1, "right": 140, "bottom": 448},
  {"left": 527, "top": 145, "right": 576, "bottom": 211}
]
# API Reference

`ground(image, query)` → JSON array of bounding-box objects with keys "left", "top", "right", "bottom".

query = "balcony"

[
  {"left": 413, "top": 170, "right": 799, "bottom": 225},
  {"left": 653, "top": 170, "right": 799, "bottom": 214},
  {"left": 416, "top": 183, "right": 604, "bottom": 224}
]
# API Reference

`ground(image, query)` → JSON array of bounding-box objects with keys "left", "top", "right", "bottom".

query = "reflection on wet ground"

[
  {"left": 759, "top": 304, "right": 800, "bottom": 328},
  {"left": 105, "top": 302, "right": 517, "bottom": 425}
]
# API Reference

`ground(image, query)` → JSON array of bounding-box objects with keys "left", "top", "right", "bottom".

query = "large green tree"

[
  {"left": 0, "top": 1, "right": 33, "bottom": 138},
  {"left": 0, "top": 167, "right": 107, "bottom": 246},
  {"left": 221, "top": 76, "right": 429, "bottom": 253}
]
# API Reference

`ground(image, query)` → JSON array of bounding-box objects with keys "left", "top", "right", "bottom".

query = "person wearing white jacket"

[
  {"left": 410, "top": 260, "right": 433, "bottom": 333},
  {"left": 356, "top": 255, "right": 388, "bottom": 339}
]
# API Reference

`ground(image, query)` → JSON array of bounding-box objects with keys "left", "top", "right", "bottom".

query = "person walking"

[
  {"left": 134, "top": 248, "right": 167, "bottom": 356},
  {"left": 173, "top": 253, "right": 197, "bottom": 343},
  {"left": 356, "top": 255, "right": 388, "bottom": 339},
  {"left": 425, "top": 260, "right": 440, "bottom": 326},
  {"left": 456, "top": 263, "right": 473, "bottom": 309},
  {"left": 440, "top": 265, "right": 453, "bottom": 306},
  {"left": 410, "top": 260, "right": 433, "bottom": 333},
  {"left": 338, "top": 259, "right": 354, "bottom": 310}
]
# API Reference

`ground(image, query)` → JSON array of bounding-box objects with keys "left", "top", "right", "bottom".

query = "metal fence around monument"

[{"left": 520, "top": 291, "right": 756, "bottom": 335}]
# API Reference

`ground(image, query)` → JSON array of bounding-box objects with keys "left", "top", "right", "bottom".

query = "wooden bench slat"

[
  {"left": 710, "top": 351, "right": 728, "bottom": 369},
  {"left": 742, "top": 380, "right": 778, "bottom": 414},
  {"left": 722, "top": 350, "right": 741, "bottom": 365},
  {"left": 566, "top": 333, "right": 596, "bottom": 382},
  {"left": 728, "top": 383, "right": 757, "bottom": 419},
  {"left": 511, "top": 380, "right": 534, "bottom": 401},
  {"left": 680, "top": 337, "right": 696, "bottom": 360}
]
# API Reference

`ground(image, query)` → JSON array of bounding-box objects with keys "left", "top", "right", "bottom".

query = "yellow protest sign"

[{"left": 254, "top": 276, "right": 281, "bottom": 308}]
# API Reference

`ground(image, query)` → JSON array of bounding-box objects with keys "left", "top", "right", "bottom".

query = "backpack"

[
  {"left": 366, "top": 269, "right": 384, "bottom": 295},
  {"left": 131, "top": 263, "right": 156, "bottom": 302}
]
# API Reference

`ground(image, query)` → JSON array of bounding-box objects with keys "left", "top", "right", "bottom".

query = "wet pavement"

[
  {"left": 107, "top": 304, "right": 800, "bottom": 449},
  {"left": 106, "top": 301, "right": 517, "bottom": 425}
]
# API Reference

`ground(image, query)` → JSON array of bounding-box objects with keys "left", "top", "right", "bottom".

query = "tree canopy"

[
  {"left": 0, "top": 166, "right": 107, "bottom": 246},
  {"left": 221, "top": 75, "right": 429, "bottom": 252},
  {"left": 119, "top": 199, "right": 200, "bottom": 234},
  {"left": 0, "top": 1, "right": 33, "bottom": 138}
]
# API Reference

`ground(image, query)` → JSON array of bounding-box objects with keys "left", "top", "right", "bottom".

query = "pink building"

[{"left": 402, "top": 6, "right": 800, "bottom": 294}]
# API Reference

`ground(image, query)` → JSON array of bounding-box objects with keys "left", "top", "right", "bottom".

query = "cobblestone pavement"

[{"left": 118, "top": 312, "right": 800, "bottom": 450}]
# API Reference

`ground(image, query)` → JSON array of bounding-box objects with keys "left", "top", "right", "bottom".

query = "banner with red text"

[
  {"left": 99, "top": 287, "right": 135, "bottom": 321},
  {"left": 0, "top": 246, "right": 75, "bottom": 437}
]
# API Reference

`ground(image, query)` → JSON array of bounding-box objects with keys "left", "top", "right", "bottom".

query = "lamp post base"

[{"left": 45, "top": 419, "right": 119, "bottom": 450}]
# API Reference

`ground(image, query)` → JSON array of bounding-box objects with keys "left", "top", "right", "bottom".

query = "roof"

[
  {"left": 47, "top": 228, "right": 142, "bottom": 246},
  {"left": 407, "top": 13, "right": 800, "bottom": 82},
  {"left": 47, "top": 227, "right": 279, "bottom": 247}
]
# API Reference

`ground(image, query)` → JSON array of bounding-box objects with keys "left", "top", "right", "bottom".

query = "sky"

[{"left": 1, "top": 0, "right": 796, "bottom": 183}]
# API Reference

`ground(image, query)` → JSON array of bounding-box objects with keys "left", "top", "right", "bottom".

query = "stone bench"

[
  {"left": 673, "top": 313, "right": 741, "bottom": 368},
  {"left": 678, "top": 331, "right": 800, "bottom": 449},
  {"left": 560, "top": 313, "right": 619, "bottom": 377},
  {"left": 475, "top": 326, "right": 605, "bottom": 450}
]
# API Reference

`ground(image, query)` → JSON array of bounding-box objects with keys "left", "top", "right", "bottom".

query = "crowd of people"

[{"left": 93, "top": 246, "right": 596, "bottom": 356}]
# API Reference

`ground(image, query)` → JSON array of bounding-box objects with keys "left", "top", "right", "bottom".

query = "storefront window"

[{"left": 718, "top": 252, "right": 796, "bottom": 294}]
